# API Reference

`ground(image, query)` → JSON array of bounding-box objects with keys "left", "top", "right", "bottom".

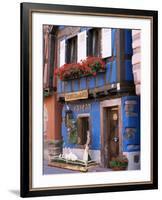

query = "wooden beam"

[
  {"left": 48, "top": 161, "right": 98, "bottom": 172},
  {"left": 57, "top": 81, "right": 135, "bottom": 102}
]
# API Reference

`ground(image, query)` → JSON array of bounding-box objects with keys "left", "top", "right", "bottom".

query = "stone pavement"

[{"left": 43, "top": 160, "right": 112, "bottom": 175}]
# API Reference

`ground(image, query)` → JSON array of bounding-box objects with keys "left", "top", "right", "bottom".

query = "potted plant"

[
  {"left": 109, "top": 155, "right": 128, "bottom": 171},
  {"left": 81, "top": 56, "right": 105, "bottom": 74}
]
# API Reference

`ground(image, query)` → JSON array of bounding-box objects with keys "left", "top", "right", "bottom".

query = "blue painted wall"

[
  {"left": 125, "top": 60, "right": 134, "bottom": 81},
  {"left": 64, "top": 81, "right": 72, "bottom": 92},
  {"left": 62, "top": 95, "right": 140, "bottom": 153},
  {"left": 80, "top": 77, "right": 86, "bottom": 90},
  {"left": 125, "top": 30, "right": 133, "bottom": 55},
  {"left": 96, "top": 72, "right": 105, "bottom": 87},
  {"left": 121, "top": 96, "right": 140, "bottom": 152},
  {"left": 112, "top": 29, "right": 117, "bottom": 56},
  {"left": 57, "top": 79, "right": 62, "bottom": 93},
  {"left": 62, "top": 101, "right": 101, "bottom": 150}
]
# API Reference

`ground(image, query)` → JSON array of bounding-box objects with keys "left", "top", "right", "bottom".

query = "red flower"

[{"left": 55, "top": 56, "right": 105, "bottom": 81}]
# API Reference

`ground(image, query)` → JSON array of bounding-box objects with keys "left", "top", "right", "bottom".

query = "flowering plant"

[
  {"left": 109, "top": 155, "right": 128, "bottom": 170},
  {"left": 55, "top": 57, "right": 105, "bottom": 81}
]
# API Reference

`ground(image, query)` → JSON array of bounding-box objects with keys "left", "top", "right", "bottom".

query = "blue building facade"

[{"left": 56, "top": 27, "right": 140, "bottom": 170}]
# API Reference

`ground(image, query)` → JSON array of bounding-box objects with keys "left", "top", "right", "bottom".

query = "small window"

[
  {"left": 77, "top": 117, "right": 89, "bottom": 145},
  {"left": 66, "top": 36, "right": 77, "bottom": 64},
  {"left": 87, "top": 28, "right": 100, "bottom": 57}
]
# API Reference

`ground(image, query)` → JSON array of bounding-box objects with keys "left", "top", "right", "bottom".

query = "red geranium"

[{"left": 55, "top": 57, "right": 105, "bottom": 81}]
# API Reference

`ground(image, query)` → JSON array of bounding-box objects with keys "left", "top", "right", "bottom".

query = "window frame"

[{"left": 87, "top": 28, "right": 101, "bottom": 57}]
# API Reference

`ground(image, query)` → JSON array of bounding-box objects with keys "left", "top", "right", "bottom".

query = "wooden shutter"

[
  {"left": 101, "top": 28, "right": 112, "bottom": 58},
  {"left": 59, "top": 39, "right": 66, "bottom": 67},
  {"left": 77, "top": 30, "right": 87, "bottom": 62}
]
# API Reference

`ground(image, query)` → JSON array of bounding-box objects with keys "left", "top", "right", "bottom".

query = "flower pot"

[{"left": 111, "top": 166, "right": 127, "bottom": 171}]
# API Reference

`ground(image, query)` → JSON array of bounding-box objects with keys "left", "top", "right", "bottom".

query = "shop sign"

[
  {"left": 65, "top": 90, "right": 88, "bottom": 101},
  {"left": 73, "top": 103, "right": 91, "bottom": 112}
]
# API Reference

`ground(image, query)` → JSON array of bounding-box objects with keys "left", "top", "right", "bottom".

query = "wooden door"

[{"left": 107, "top": 107, "right": 119, "bottom": 166}]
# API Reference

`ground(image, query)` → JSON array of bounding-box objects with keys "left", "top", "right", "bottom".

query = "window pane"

[
  {"left": 88, "top": 29, "right": 100, "bottom": 57},
  {"left": 66, "top": 36, "right": 77, "bottom": 64}
]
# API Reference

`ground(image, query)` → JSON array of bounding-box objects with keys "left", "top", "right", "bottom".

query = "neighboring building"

[
  {"left": 43, "top": 25, "right": 62, "bottom": 160},
  {"left": 44, "top": 25, "right": 141, "bottom": 170},
  {"left": 132, "top": 30, "right": 141, "bottom": 95}
]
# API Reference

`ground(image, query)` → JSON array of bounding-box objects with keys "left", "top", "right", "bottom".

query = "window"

[
  {"left": 77, "top": 117, "right": 90, "bottom": 145},
  {"left": 87, "top": 28, "right": 112, "bottom": 58},
  {"left": 59, "top": 28, "right": 112, "bottom": 68},
  {"left": 66, "top": 36, "right": 77, "bottom": 64},
  {"left": 87, "top": 28, "right": 100, "bottom": 57}
]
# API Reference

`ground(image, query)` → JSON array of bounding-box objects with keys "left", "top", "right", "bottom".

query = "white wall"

[{"left": 0, "top": 0, "right": 161, "bottom": 199}]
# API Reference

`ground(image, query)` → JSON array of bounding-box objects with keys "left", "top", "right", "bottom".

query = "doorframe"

[{"left": 100, "top": 98, "right": 122, "bottom": 168}]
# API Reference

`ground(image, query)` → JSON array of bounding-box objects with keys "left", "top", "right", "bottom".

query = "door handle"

[{"left": 113, "top": 136, "right": 119, "bottom": 142}]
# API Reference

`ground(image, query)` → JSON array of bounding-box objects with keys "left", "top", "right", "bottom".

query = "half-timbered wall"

[
  {"left": 61, "top": 100, "right": 101, "bottom": 162},
  {"left": 57, "top": 28, "right": 134, "bottom": 99},
  {"left": 61, "top": 95, "right": 140, "bottom": 167},
  {"left": 62, "top": 101, "right": 100, "bottom": 149}
]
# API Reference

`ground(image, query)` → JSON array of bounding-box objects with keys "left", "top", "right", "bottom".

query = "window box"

[{"left": 55, "top": 57, "right": 106, "bottom": 81}]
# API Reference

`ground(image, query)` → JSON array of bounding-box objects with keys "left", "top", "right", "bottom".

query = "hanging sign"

[{"left": 65, "top": 90, "right": 88, "bottom": 101}]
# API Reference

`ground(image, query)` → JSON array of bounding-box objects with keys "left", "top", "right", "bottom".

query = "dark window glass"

[
  {"left": 77, "top": 117, "right": 89, "bottom": 145},
  {"left": 87, "top": 28, "right": 100, "bottom": 57},
  {"left": 66, "top": 36, "right": 77, "bottom": 64}
]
